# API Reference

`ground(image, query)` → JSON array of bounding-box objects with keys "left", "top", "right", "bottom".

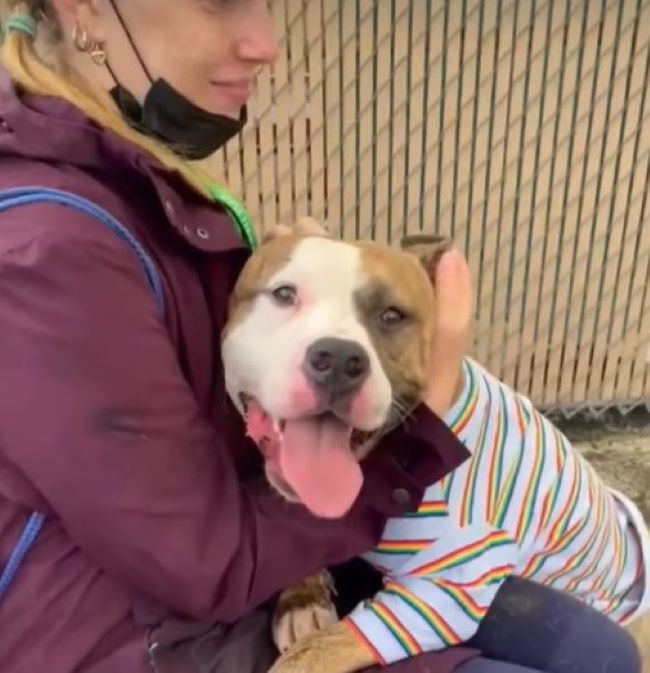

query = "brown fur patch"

[
  {"left": 223, "top": 234, "right": 313, "bottom": 338},
  {"left": 353, "top": 238, "right": 450, "bottom": 425}
]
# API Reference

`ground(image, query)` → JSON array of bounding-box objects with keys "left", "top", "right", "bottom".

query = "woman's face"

[{"left": 62, "top": 0, "right": 278, "bottom": 117}]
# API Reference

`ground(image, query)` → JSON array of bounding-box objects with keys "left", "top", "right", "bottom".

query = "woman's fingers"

[
  {"left": 433, "top": 248, "right": 473, "bottom": 339},
  {"left": 424, "top": 249, "right": 473, "bottom": 417}
]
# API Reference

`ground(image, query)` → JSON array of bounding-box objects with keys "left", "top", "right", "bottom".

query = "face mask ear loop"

[{"left": 107, "top": 0, "right": 155, "bottom": 84}]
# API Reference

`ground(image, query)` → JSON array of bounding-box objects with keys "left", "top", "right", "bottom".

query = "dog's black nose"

[{"left": 303, "top": 337, "right": 370, "bottom": 397}]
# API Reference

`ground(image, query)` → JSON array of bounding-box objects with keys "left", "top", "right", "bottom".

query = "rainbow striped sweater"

[{"left": 345, "top": 358, "right": 650, "bottom": 665}]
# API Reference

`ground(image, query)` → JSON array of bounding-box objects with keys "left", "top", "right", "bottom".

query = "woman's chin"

[{"left": 202, "top": 85, "right": 248, "bottom": 118}]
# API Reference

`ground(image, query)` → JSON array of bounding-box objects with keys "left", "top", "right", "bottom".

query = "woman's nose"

[{"left": 234, "top": 2, "right": 279, "bottom": 65}]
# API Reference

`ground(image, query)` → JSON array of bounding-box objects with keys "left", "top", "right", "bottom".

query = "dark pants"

[{"left": 150, "top": 560, "right": 640, "bottom": 673}]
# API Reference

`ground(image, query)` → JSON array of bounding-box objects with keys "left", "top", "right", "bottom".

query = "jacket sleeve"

[{"left": 0, "top": 210, "right": 469, "bottom": 623}]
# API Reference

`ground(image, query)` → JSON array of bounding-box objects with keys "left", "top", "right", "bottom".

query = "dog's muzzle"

[{"left": 302, "top": 337, "right": 370, "bottom": 403}]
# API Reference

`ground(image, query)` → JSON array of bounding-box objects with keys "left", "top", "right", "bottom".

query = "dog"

[
  {"left": 221, "top": 222, "right": 650, "bottom": 673},
  {"left": 221, "top": 220, "right": 446, "bottom": 520}
]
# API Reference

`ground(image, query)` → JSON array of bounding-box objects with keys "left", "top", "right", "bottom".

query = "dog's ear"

[
  {"left": 400, "top": 234, "right": 453, "bottom": 275},
  {"left": 293, "top": 216, "right": 330, "bottom": 237},
  {"left": 262, "top": 217, "right": 330, "bottom": 245},
  {"left": 261, "top": 223, "right": 293, "bottom": 244}
]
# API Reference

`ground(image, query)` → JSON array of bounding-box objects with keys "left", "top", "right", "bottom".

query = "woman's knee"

[{"left": 469, "top": 577, "right": 641, "bottom": 673}]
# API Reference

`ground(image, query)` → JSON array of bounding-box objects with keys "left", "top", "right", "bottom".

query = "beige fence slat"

[
  {"left": 356, "top": 5, "right": 377, "bottom": 237},
  {"left": 548, "top": 2, "right": 612, "bottom": 405},
  {"left": 399, "top": 4, "right": 428, "bottom": 238},
  {"left": 250, "top": 62, "right": 275, "bottom": 231},
  {"left": 287, "top": 1, "right": 310, "bottom": 220},
  {"left": 453, "top": 1, "right": 477, "bottom": 250},
  {"left": 625, "top": 152, "right": 650, "bottom": 399},
  {"left": 473, "top": 0, "right": 514, "bottom": 367},
  {"left": 540, "top": 3, "right": 591, "bottom": 406},
  {"left": 501, "top": 1, "right": 551, "bottom": 392},
  {"left": 584, "top": 3, "right": 641, "bottom": 403},
  {"left": 273, "top": 0, "right": 294, "bottom": 225},
  {"left": 528, "top": 1, "right": 567, "bottom": 402},
  {"left": 467, "top": 1, "right": 497, "bottom": 364},
  {"left": 570, "top": 2, "right": 627, "bottom": 403},
  {"left": 632, "top": 257, "right": 650, "bottom": 397},
  {"left": 385, "top": 0, "right": 410, "bottom": 244},
  {"left": 321, "top": 3, "right": 342, "bottom": 231},
  {"left": 438, "top": 1, "right": 463, "bottom": 244},
  {"left": 489, "top": 1, "right": 530, "bottom": 381},
  {"left": 600, "top": 8, "right": 650, "bottom": 401},
  {"left": 301, "top": 0, "right": 324, "bottom": 220},
  {"left": 417, "top": 4, "right": 446, "bottom": 241},
  {"left": 478, "top": 0, "right": 517, "bottom": 375},
  {"left": 338, "top": 0, "right": 361, "bottom": 239},
  {"left": 365, "top": 1, "right": 393, "bottom": 244}
]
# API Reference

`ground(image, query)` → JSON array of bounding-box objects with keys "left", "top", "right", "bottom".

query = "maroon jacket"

[{"left": 0, "top": 73, "right": 471, "bottom": 673}]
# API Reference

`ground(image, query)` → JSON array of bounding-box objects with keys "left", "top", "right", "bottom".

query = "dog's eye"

[
  {"left": 270, "top": 284, "right": 297, "bottom": 307},
  {"left": 380, "top": 307, "right": 406, "bottom": 327}
]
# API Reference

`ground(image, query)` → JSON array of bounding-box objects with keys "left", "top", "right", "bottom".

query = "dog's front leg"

[
  {"left": 269, "top": 621, "right": 375, "bottom": 673},
  {"left": 272, "top": 571, "right": 338, "bottom": 653}
]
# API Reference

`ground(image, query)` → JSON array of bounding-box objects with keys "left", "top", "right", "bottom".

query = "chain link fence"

[{"left": 208, "top": 0, "right": 650, "bottom": 417}]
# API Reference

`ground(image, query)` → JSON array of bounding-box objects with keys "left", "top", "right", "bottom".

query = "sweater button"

[
  {"left": 392, "top": 488, "right": 410, "bottom": 506},
  {"left": 196, "top": 227, "right": 210, "bottom": 240}
]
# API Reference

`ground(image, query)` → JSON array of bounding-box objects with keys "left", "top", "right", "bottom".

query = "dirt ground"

[{"left": 570, "top": 426, "right": 650, "bottom": 521}]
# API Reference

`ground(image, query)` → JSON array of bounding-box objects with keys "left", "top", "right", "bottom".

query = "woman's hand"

[{"left": 423, "top": 248, "right": 473, "bottom": 418}]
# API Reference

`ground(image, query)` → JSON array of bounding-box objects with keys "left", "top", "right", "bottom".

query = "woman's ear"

[{"left": 51, "top": 0, "right": 106, "bottom": 40}]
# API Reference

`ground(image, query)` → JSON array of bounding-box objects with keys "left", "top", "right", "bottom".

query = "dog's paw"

[
  {"left": 269, "top": 629, "right": 330, "bottom": 673},
  {"left": 269, "top": 621, "right": 375, "bottom": 673},
  {"left": 272, "top": 601, "right": 338, "bottom": 653},
  {"left": 272, "top": 571, "right": 337, "bottom": 653}
]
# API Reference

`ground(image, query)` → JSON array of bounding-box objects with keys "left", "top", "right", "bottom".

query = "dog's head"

[{"left": 221, "top": 221, "right": 450, "bottom": 518}]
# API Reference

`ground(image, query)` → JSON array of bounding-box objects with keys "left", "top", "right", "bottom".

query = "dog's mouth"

[{"left": 240, "top": 393, "right": 376, "bottom": 519}]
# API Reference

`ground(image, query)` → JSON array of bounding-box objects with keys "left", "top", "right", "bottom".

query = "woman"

[{"left": 0, "top": 2, "right": 639, "bottom": 673}]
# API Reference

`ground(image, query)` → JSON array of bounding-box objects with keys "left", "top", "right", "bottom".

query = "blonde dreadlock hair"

[{"left": 0, "top": 0, "right": 221, "bottom": 198}]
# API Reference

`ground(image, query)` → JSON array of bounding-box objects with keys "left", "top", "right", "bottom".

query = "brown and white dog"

[
  {"left": 221, "top": 220, "right": 449, "bottom": 672},
  {"left": 222, "top": 220, "right": 447, "bottom": 520},
  {"left": 221, "top": 222, "right": 650, "bottom": 673}
]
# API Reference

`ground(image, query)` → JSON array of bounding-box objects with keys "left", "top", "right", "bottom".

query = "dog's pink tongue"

[{"left": 280, "top": 416, "right": 362, "bottom": 519}]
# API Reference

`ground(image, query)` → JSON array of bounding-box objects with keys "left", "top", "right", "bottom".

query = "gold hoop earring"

[
  {"left": 72, "top": 23, "right": 106, "bottom": 66},
  {"left": 72, "top": 24, "right": 91, "bottom": 52}
]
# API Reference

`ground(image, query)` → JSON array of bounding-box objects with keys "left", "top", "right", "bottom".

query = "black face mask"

[
  {"left": 110, "top": 81, "right": 247, "bottom": 161},
  {"left": 107, "top": 0, "right": 247, "bottom": 160}
]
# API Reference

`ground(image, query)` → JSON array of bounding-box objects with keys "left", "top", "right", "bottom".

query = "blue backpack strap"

[
  {"left": 0, "top": 187, "right": 165, "bottom": 602},
  {"left": 0, "top": 512, "right": 44, "bottom": 601}
]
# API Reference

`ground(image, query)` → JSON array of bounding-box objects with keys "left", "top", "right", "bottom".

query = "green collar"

[{"left": 207, "top": 183, "right": 257, "bottom": 251}]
